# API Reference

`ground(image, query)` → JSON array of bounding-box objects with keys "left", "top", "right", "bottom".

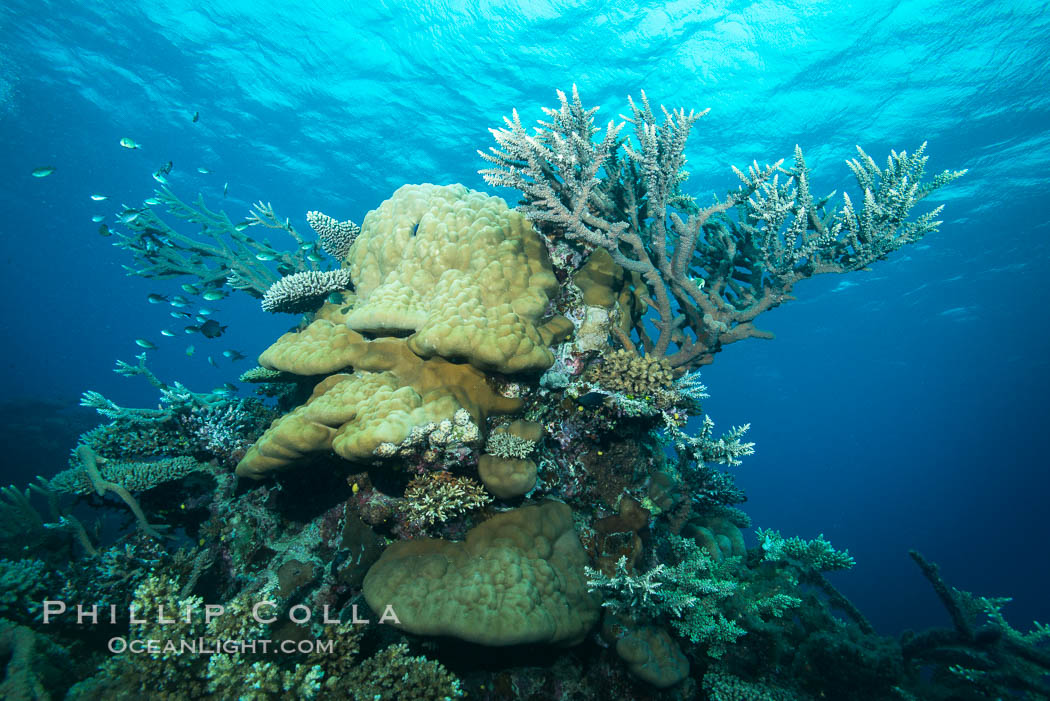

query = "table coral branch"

[
  {"left": 261, "top": 268, "right": 352, "bottom": 314},
  {"left": 481, "top": 87, "right": 965, "bottom": 371},
  {"left": 74, "top": 445, "right": 167, "bottom": 541}
]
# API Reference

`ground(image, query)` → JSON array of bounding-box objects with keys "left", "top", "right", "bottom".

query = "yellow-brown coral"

[
  {"left": 478, "top": 420, "right": 543, "bottom": 499},
  {"left": 236, "top": 320, "right": 521, "bottom": 478},
  {"left": 586, "top": 348, "right": 675, "bottom": 398},
  {"left": 362, "top": 501, "right": 600, "bottom": 646},
  {"left": 345, "top": 183, "right": 563, "bottom": 374}
]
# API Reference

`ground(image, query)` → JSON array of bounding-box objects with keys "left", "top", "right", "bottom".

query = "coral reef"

[{"left": 3, "top": 87, "right": 1015, "bottom": 701}]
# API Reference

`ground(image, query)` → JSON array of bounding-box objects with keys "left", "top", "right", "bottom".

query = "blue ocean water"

[{"left": 1, "top": 0, "right": 1046, "bottom": 663}]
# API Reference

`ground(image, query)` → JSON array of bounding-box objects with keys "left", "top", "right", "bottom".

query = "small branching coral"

[
  {"left": 480, "top": 86, "right": 965, "bottom": 370},
  {"left": 588, "top": 535, "right": 798, "bottom": 658},
  {"left": 756, "top": 528, "right": 856, "bottom": 572},
  {"left": 484, "top": 430, "right": 537, "bottom": 460},
  {"left": 400, "top": 472, "right": 492, "bottom": 528},
  {"left": 586, "top": 348, "right": 675, "bottom": 398}
]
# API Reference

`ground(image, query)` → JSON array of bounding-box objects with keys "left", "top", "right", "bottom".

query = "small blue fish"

[
  {"left": 185, "top": 345, "right": 195, "bottom": 356},
  {"left": 222, "top": 350, "right": 246, "bottom": 361},
  {"left": 135, "top": 338, "right": 157, "bottom": 349},
  {"left": 306, "top": 252, "right": 324, "bottom": 262},
  {"left": 181, "top": 284, "right": 200, "bottom": 294},
  {"left": 32, "top": 166, "right": 56, "bottom": 178},
  {"left": 184, "top": 326, "right": 199, "bottom": 334},
  {"left": 197, "top": 308, "right": 215, "bottom": 316},
  {"left": 147, "top": 293, "right": 168, "bottom": 304},
  {"left": 197, "top": 166, "right": 210, "bottom": 174},
  {"left": 195, "top": 315, "right": 207, "bottom": 323},
  {"left": 160, "top": 329, "right": 176, "bottom": 337},
  {"left": 119, "top": 137, "right": 141, "bottom": 149},
  {"left": 91, "top": 194, "right": 108, "bottom": 201},
  {"left": 91, "top": 215, "right": 105, "bottom": 222},
  {"left": 207, "top": 356, "right": 218, "bottom": 367},
  {"left": 144, "top": 198, "right": 161, "bottom": 206},
  {"left": 170, "top": 310, "right": 191, "bottom": 319},
  {"left": 202, "top": 290, "right": 226, "bottom": 301},
  {"left": 198, "top": 320, "right": 227, "bottom": 338},
  {"left": 223, "top": 182, "right": 229, "bottom": 197},
  {"left": 255, "top": 252, "right": 277, "bottom": 261},
  {"left": 152, "top": 172, "right": 168, "bottom": 185}
]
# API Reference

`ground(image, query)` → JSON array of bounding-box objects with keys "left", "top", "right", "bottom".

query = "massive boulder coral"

[
  {"left": 345, "top": 183, "right": 564, "bottom": 374},
  {"left": 236, "top": 320, "right": 521, "bottom": 478},
  {"left": 362, "top": 501, "right": 600, "bottom": 646},
  {"left": 237, "top": 183, "right": 571, "bottom": 477}
]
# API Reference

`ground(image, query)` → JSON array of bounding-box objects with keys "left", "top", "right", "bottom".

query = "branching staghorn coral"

[
  {"left": 902, "top": 550, "right": 1050, "bottom": 698},
  {"left": 480, "top": 86, "right": 965, "bottom": 371},
  {"left": 1, "top": 478, "right": 99, "bottom": 558},
  {"left": 82, "top": 355, "right": 268, "bottom": 452},
  {"left": 671, "top": 415, "right": 755, "bottom": 469},
  {"left": 586, "top": 555, "right": 699, "bottom": 620},
  {"left": 113, "top": 187, "right": 326, "bottom": 298},
  {"left": 484, "top": 430, "right": 537, "bottom": 460}
]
